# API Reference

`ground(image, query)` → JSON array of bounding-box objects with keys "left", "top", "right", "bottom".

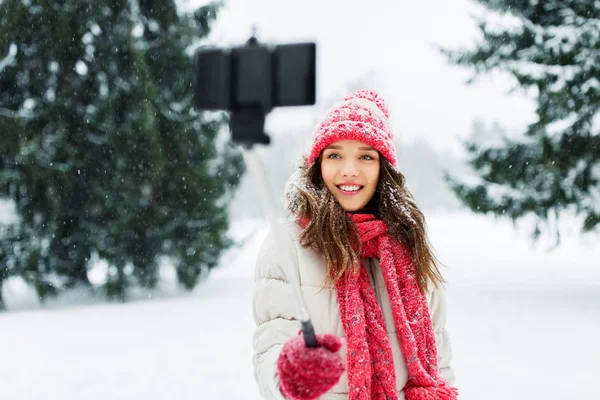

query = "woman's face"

[{"left": 320, "top": 139, "right": 380, "bottom": 212}]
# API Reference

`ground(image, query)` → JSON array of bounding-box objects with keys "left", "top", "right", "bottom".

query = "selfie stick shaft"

[{"left": 241, "top": 147, "right": 318, "bottom": 348}]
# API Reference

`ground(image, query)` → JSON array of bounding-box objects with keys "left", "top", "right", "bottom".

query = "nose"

[{"left": 340, "top": 159, "right": 359, "bottom": 177}]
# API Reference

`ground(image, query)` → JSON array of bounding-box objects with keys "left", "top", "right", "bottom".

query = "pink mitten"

[{"left": 277, "top": 333, "right": 345, "bottom": 400}]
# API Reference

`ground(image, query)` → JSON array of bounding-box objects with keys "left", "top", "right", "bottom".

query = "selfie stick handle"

[{"left": 241, "top": 147, "right": 318, "bottom": 348}]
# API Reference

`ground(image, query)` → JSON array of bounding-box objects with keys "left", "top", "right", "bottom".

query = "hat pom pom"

[{"left": 344, "top": 89, "right": 390, "bottom": 119}]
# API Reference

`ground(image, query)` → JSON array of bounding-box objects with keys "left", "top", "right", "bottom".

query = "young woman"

[{"left": 252, "top": 90, "right": 458, "bottom": 400}]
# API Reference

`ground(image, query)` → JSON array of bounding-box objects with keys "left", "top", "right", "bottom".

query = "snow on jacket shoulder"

[{"left": 252, "top": 220, "right": 455, "bottom": 399}]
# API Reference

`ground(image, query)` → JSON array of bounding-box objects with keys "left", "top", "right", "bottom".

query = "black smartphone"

[{"left": 193, "top": 41, "right": 316, "bottom": 112}]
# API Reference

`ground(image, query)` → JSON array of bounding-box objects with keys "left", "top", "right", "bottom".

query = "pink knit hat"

[{"left": 307, "top": 89, "right": 397, "bottom": 167}]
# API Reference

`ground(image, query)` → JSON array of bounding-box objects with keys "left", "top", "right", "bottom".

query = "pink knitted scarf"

[{"left": 337, "top": 213, "right": 458, "bottom": 400}]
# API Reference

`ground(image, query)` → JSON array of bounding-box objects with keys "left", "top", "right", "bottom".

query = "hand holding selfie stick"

[{"left": 193, "top": 34, "right": 318, "bottom": 348}]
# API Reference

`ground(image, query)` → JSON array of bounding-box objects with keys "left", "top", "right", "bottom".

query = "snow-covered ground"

[{"left": 1, "top": 211, "right": 599, "bottom": 400}]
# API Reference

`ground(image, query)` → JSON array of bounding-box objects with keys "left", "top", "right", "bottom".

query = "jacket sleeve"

[
  {"left": 427, "top": 286, "right": 456, "bottom": 387},
  {"left": 252, "top": 223, "right": 301, "bottom": 399}
]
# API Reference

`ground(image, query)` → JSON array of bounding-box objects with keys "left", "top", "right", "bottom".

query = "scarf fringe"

[{"left": 405, "top": 380, "right": 458, "bottom": 400}]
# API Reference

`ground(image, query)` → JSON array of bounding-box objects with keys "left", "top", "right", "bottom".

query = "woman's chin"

[{"left": 339, "top": 201, "right": 366, "bottom": 213}]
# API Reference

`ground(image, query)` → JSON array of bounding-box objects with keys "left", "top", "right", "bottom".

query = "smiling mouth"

[{"left": 336, "top": 185, "right": 364, "bottom": 194}]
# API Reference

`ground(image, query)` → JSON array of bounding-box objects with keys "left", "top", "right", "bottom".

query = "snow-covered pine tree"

[
  {"left": 442, "top": 0, "right": 599, "bottom": 238},
  {"left": 0, "top": 0, "right": 244, "bottom": 303}
]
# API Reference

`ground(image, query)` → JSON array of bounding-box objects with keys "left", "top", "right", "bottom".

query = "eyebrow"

[{"left": 325, "top": 145, "right": 377, "bottom": 151}]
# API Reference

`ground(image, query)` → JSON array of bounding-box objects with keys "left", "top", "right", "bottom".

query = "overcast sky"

[{"left": 187, "top": 0, "right": 538, "bottom": 153}]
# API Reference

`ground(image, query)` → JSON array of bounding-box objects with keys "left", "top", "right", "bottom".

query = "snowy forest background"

[{"left": 1, "top": 0, "right": 599, "bottom": 399}]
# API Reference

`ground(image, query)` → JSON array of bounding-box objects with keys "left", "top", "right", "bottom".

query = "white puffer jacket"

[{"left": 252, "top": 220, "right": 455, "bottom": 399}]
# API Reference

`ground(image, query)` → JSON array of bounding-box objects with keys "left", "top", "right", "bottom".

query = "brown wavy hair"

[{"left": 284, "top": 154, "right": 445, "bottom": 293}]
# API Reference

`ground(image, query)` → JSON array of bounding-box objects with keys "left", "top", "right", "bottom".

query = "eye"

[
  {"left": 326, "top": 153, "right": 340, "bottom": 159},
  {"left": 360, "top": 154, "right": 375, "bottom": 160}
]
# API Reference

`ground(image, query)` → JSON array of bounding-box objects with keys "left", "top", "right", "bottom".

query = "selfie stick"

[
  {"left": 241, "top": 147, "right": 317, "bottom": 348},
  {"left": 193, "top": 33, "right": 318, "bottom": 348}
]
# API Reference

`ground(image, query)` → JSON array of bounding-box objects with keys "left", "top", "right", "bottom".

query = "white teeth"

[{"left": 339, "top": 185, "right": 362, "bottom": 192}]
